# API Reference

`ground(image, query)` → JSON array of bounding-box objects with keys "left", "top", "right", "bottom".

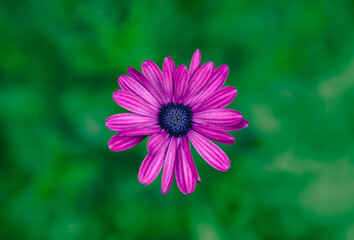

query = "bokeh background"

[{"left": 1, "top": 0, "right": 354, "bottom": 239}]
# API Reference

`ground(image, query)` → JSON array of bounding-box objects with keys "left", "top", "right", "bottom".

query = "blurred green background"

[{"left": 1, "top": 0, "right": 354, "bottom": 239}]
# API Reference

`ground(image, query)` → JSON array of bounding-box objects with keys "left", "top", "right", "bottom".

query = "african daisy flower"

[{"left": 106, "top": 50, "right": 248, "bottom": 194}]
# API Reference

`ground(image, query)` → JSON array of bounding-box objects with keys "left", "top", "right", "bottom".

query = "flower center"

[{"left": 158, "top": 103, "right": 193, "bottom": 137}]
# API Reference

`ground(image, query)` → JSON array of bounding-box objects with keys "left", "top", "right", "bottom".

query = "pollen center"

[{"left": 158, "top": 103, "right": 193, "bottom": 137}]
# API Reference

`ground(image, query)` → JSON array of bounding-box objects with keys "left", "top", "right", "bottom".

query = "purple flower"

[{"left": 106, "top": 50, "right": 248, "bottom": 194}]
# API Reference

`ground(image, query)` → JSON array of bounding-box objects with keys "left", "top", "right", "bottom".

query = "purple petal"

[
  {"left": 127, "top": 66, "right": 165, "bottom": 106},
  {"left": 118, "top": 75, "right": 129, "bottom": 91},
  {"left": 147, "top": 130, "right": 169, "bottom": 155},
  {"left": 113, "top": 90, "right": 158, "bottom": 117},
  {"left": 213, "top": 119, "right": 249, "bottom": 131},
  {"left": 188, "top": 130, "right": 230, "bottom": 171},
  {"left": 192, "top": 109, "right": 243, "bottom": 126},
  {"left": 108, "top": 134, "right": 145, "bottom": 151},
  {"left": 193, "top": 86, "right": 237, "bottom": 112},
  {"left": 119, "top": 125, "right": 161, "bottom": 136},
  {"left": 181, "top": 136, "right": 201, "bottom": 182},
  {"left": 175, "top": 143, "right": 196, "bottom": 194},
  {"left": 142, "top": 60, "right": 168, "bottom": 104},
  {"left": 105, "top": 113, "right": 158, "bottom": 131},
  {"left": 173, "top": 64, "right": 188, "bottom": 103},
  {"left": 127, "top": 66, "right": 144, "bottom": 85},
  {"left": 138, "top": 154, "right": 161, "bottom": 185},
  {"left": 118, "top": 75, "right": 160, "bottom": 109},
  {"left": 138, "top": 140, "right": 169, "bottom": 185},
  {"left": 189, "top": 65, "right": 229, "bottom": 108},
  {"left": 161, "top": 138, "right": 178, "bottom": 194},
  {"left": 183, "top": 62, "right": 215, "bottom": 105},
  {"left": 188, "top": 49, "right": 201, "bottom": 81},
  {"left": 192, "top": 123, "right": 235, "bottom": 145},
  {"left": 163, "top": 57, "right": 175, "bottom": 102}
]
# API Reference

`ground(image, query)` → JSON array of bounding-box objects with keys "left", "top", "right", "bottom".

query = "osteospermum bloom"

[{"left": 106, "top": 50, "right": 248, "bottom": 194}]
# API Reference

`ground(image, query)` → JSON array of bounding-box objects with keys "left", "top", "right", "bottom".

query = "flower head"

[{"left": 106, "top": 50, "right": 248, "bottom": 194}]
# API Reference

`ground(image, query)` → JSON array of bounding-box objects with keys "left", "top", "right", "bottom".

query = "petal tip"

[
  {"left": 117, "top": 75, "right": 124, "bottom": 83},
  {"left": 218, "top": 64, "right": 229, "bottom": 74},
  {"left": 127, "top": 66, "right": 136, "bottom": 73},
  {"left": 138, "top": 177, "right": 150, "bottom": 185},
  {"left": 105, "top": 116, "right": 111, "bottom": 124},
  {"left": 178, "top": 64, "right": 187, "bottom": 71},
  {"left": 112, "top": 90, "right": 120, "bottom": 97},
  {"left": 226, "top": 138, "right": 236, "bottom": 145},
  {"left": 194, "top": 49, "right": 201, "bottom": 55},
  {"left": 142, "top": 59, "right": 154, "bottom": 65},
  {"left": 142, "top": 60, "right": 149, "bottom": 67},
  {"left": 112, "top": 91, "right": 121, "bottom": 102},
  {"left": 220, "top": 164, "right": 231, "bottom": 172},
  {"left": 243, "top": 119, "right": 249, "bottom": 128},
  {"left": 108, "top": 144, "right": 114, "bottom": 151},
  {"left": 161, "top": 181, "right": 172, "bottom": 195},
  {"left": 206, "top": 61, "right": 215, "bottom": 68},
  {"left": 181, "top": 191, "right": 192, "bottom": 195}
]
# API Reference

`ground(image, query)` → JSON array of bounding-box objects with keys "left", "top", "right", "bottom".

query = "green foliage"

[{"left": 1, "top": 0, "right": 354, "bottom": 239}]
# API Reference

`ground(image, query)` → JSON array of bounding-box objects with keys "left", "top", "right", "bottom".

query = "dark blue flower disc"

[{"left": 158, "top": 103, "right": 193, "bottom": 137}]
